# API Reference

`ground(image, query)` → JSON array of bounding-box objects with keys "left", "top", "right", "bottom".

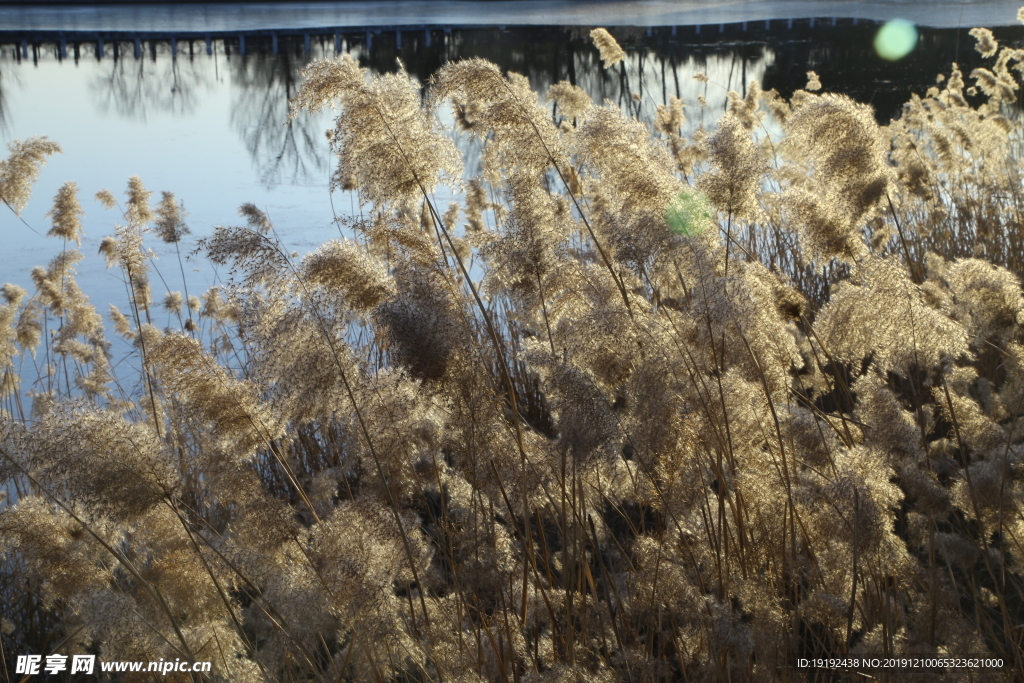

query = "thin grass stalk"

[
  {"left": 255, "top": 229, "right": 437, "bottom": 649},
  {"left": 940, "top": 377, "right": 1017, "bottom": 659}
]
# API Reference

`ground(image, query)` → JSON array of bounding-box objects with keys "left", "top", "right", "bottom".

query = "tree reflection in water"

[
  {"left": 91, "top": 41, "right": 207, "bottom": 121},
  {"left": 30, "top": 22, "right": 1015, "bottom": 192},
  {"left": 0, "top": 46, "right": 25, "bottom": 137},
  {"left": 229, "top": 37, "right": 334, "bottom": 189},
  {"left": 0, "top": 58, "right": 10, "bottom": 136}
]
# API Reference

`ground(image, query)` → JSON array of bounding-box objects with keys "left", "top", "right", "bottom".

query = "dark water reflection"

[{"left": 3, "top": 22, "right": 1023, "bottom": 189}]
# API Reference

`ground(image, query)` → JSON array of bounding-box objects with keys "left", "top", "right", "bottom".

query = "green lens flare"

[
  {"left": 666, "top": 190, "right": 713, "bottom": 237},
  {"left": 875, "top": 19, "right": 918, "bottom": 61}
]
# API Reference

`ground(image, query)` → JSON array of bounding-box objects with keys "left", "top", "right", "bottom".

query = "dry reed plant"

[{"left": 2, "top": 16, "right": 1024, "bottom": 683}]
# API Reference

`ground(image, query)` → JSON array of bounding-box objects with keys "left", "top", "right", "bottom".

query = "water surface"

[{"left": 0, "top": 8, "right": 1021, "bottom": 352}]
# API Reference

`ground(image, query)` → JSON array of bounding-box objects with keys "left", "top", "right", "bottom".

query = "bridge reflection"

[{"left": 0, "top": 17, "right": 875, "bottom": 64}]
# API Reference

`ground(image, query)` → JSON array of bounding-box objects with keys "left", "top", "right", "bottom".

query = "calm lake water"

[{"left": 1, "top": 2, "right": 1022, "bottom": 349}]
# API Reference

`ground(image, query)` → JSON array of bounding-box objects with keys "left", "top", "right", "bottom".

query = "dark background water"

[
  {"left": 6, "top": 20, "right": 1022, "bottom": 130},
  {"left": 346, "top": 21, "right": 1024, "bottom": 124}
]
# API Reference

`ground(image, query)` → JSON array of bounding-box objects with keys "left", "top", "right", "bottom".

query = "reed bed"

[{"left": 2, "top": 16, "right": 1024, "bottom": 682}]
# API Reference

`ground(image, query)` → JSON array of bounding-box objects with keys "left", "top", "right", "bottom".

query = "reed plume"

[{"left": 3, "top": 16, "right": 1024, "bottom": 682}]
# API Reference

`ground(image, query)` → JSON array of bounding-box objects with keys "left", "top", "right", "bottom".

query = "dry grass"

[{"left": 1, "top": 19, "right": 1024, "bottom": 683}]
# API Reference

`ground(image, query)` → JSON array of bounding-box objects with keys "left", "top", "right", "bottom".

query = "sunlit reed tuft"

[{"left": 3, "top": 16, "right": 1024, "bottom": 683}]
